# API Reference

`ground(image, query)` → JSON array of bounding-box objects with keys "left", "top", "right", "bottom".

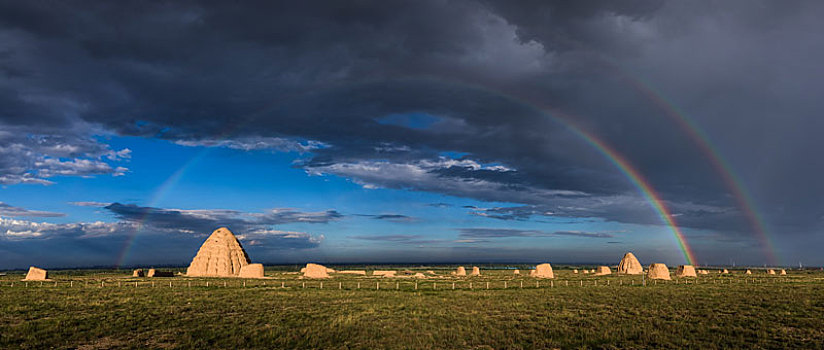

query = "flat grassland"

[{"left": 1, "top": 267, "right": 823, "bottom": 349}]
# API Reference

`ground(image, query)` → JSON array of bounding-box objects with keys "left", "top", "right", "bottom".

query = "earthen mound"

[
  {"left": 676, "top": 265, "right": 697, "bottom": 277},
  {"left": 24, "top": 266, "right": 48, "bottom": 281},
  {"left": 239, "top": 263, "right": 264, "bottom": 278},
  {"left": 617, "top": 252, "right": 643, "bottom": 275},
  {"left": 132, "top": 269, "right": 144, "bottom": 277},
  {"left": 148, "top": 269, "right": 174, "bottom": 277},
  {"left": 303, "top": 263, "right": 330, "bottom": 278},
  {"left": 470, "top": 266, "right": 481, "bottom": 276},
  {"left": 186, "top": 227, "right": 250, "bottom": 277},
  {"left": 646, "top": 263, "right": 671, "bottom": 280},
  {"left": 453, "top": 266, "right": 466, "bottom": 276},
  {"left": 594, "top": 266, "right": 611, "bottom": 276},
  {"left": 531, "top": 263, "right": 554, "bottom": 278}
]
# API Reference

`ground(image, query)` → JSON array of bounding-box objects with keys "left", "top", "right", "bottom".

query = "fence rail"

[{"left": 0, "top": 276, "right": 781, "bottom": 291}]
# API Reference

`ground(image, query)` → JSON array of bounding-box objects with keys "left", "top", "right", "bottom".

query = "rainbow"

[
  {"left": 560, "top": 120, "right": 696, "bottom": 265},
  {"left": 525, "top": 32, "right": 779, "bottom": 265},
  {"left": 115, "top": 148, "right": 213, "bottom": 268},
  {"left": 619, "top": 77, "right": 779, "bottom": 265},
  {"left": 115, "top": 78, "right": 699, "bottom": 266},
  {"left": 420, "top": 79, "right": 699, "bottom": 264}
]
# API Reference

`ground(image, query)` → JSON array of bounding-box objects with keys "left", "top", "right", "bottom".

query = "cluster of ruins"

[{"left": 16, "top": 228, "right": 792, "bottom": 281}]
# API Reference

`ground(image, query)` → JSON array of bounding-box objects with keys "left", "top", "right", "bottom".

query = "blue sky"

[{"left": 1, "top": 135, "right": 691, "bottom": 269}]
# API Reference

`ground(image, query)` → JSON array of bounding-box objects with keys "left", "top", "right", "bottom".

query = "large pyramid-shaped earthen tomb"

[
  {"left": 186, "top": 227, "right": 251, "bottom": 277},
  {"left": 617, "top": 252, "right": 643, "bottom": 275}
]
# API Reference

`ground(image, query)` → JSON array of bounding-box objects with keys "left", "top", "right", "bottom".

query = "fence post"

[
  {"left": 504, "top": 281, "right": 507, "bottom": 289},
  {"left": 433, "top": 283, "right": 436, "bottom": 290},
  {"left": 415, "top": 282, "right": 418, "bottom": 290},
  {"left": 452, "top": 282, "right": 455, "bottom": 290},
  {"left": 302, "top": 282, "right": 305, "bottom": 289},
  {"left": 550, "top": 281, "right": 553, "bottom": 288},
  {"left": 377, "top": 282, "right": 380, "bottom": 290},
  {"left": 470, "top": 282, "right": 472, "bottom": 290},
  {"left": 206, "top": 281, "right": 209, "bottom": 287},
  {"left": 70, "top": 281, "right": 73, "bottom": 288},
  {"left": 320, "top": 282, "right": 323, "bottom": 289},
  {"left": 339, "top": 282, "right": 342, "bottom": 290},
  {"left": 396, "top": 282, "right": 399, "bottom": 290},
  {"left": 357, "top": 282, "right": 360, "bottom": 289},
  {"left": 282, "top": 281, "right": 285, "bottom": 288},
  {"left": 580, "top": 280, "right": 583, "bottom": 286},
  {"left": 486, "top": 282, "right": 489, "bottom": 289},
  {"left": 520, "top": 281, "right": 523, "bottom": 289}
]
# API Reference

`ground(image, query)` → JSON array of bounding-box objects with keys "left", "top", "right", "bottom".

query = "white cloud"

[
  {"left": 0, "top": 216, "right": 138, "bottom": 240},
  {"left": 306, "top": 157, "right": 584, "bottom": 203},
  {"left": 175, "top": 136, "right": 326, "bottom": 153},
  {"left": 0, "top": 129, "right": 130, "bottom": 185}
]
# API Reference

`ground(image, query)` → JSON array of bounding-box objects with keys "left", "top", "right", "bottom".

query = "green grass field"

[{"left": 1, "top": 266, "right": 823, "bottom": 349}]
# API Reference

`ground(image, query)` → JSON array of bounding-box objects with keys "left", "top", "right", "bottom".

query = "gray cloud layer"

[
  {"left": 2, "top": 1, "right": 823, "bottom": 263},
  {"left": 458, "top": 228, "right": 614, "bottom": 239},
  {"left": 0, "top": 202, "right": 64, "bottom": 217}
]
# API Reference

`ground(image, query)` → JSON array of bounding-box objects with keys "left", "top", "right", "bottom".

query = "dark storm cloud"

[
  {"left": 371, "top": 214, "right": 417, "bottom": 223},
  {"left": 102, "top": 203, "right": 342, "bottom": 234},
  {"left": 1, "top": 0, "right": 823, "bottom": 262}
]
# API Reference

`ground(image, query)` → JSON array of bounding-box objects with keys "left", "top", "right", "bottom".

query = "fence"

[{"left": 0, "top": 276, "right": 778, "bottom": 291}]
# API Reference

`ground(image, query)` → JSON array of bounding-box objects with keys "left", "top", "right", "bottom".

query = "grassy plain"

[{"left": 1, "top": 266, "right": 823, "bottom": 349}]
